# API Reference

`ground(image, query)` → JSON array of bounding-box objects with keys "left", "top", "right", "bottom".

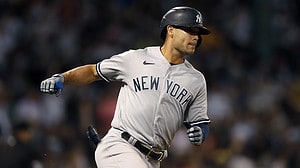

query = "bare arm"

[{"left": 62, "top": 64, "right": 101, "bottom": 85}]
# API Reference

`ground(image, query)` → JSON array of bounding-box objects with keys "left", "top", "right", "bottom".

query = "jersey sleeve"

[
  {"left": 185, "top": 76, "right": 210, "bottom": 125},
  {"left": 96, "top": 50, "right": 131, "bottom": 82}
]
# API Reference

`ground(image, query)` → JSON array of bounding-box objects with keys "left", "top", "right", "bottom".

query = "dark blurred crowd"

[{"left": 0, "top": 0, "right": 299, "bottom": 168}]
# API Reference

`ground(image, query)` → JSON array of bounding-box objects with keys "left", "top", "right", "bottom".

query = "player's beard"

[
  {"left": 175, "top": 45, "right": 195, "bottom": 56},
  {"left": 185, "top": 43, "right": 197, "bottom": 55},
  {"left": 173, "top": 38, "right": 197, "bottom": 56}
]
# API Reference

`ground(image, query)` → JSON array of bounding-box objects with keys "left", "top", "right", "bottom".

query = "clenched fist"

[
  {"left": 40, "top": 74, "right": 64, "bottom": 95},
  {"left": 187, "top": 126, "right": 203, "bottom": 145}
]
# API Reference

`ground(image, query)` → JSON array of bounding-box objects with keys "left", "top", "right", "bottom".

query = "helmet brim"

[
  {"left": 169, "top": 23, "right": 211, "bottom": 35},
  {"left": 199, "top": 26, "right": 211, "bottom": 35}
]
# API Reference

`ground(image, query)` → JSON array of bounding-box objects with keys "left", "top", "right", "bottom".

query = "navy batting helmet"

[{"left": 160, "top": 6, "right": 210, "bottom": 40}]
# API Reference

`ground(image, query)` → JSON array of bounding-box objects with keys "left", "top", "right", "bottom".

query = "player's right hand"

[{"left": 40, "top": 74, "right": 64, "bottom": 95}]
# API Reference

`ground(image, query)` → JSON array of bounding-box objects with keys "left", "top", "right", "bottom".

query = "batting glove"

[
  {"left": 187, "top": 126, "right": 203, "bottom": 145},
  {"left": 87, "top": 125, "right": 101, "bottom": 146},
  {"left": 40, "top": 74, "right": 64, "bottom": 96}
]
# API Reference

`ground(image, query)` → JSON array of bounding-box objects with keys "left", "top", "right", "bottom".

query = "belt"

[{"left": 121, "top": 132, "right": 165, "bottom": 161}]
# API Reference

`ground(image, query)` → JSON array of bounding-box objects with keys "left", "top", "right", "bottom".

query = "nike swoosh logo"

[{"left": 143, "top": 60, "right": 155, "bottom": 65}]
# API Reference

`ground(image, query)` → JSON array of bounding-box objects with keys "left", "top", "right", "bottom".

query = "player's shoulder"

[
  {"left": 184, "top": 60, "right": 206, "bottom": 79},
  {"left": 131, "top": 46, "right": 160, "bottom": 55},
  {"left": 118, "top": 46, "right": 159, "bottom": 56}
]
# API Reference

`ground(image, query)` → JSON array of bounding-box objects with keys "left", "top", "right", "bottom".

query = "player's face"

[{"left": 171, "top": 26, "right": 201, "bottom": 55}]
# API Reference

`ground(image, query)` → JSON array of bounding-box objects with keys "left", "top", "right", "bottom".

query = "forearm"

[{"left": 62, "top": 64, "right": 101, "bottom": 85}]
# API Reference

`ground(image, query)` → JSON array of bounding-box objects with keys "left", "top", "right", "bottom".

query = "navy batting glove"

[
  {"left": 87, "top": 125, "right": 101, "bottom": 146},
  {"left": 187, "top": 126, "right": 203, "bottom": 145},
  {"left": 40, "top": 74, "right": 64, "bottom": 96}
]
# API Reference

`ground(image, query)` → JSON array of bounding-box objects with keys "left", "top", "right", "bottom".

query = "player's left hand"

[{"left": 187, "top": 126, "right": 203, "bottom": 145}]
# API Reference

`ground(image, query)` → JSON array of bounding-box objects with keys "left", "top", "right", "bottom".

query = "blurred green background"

[{"left": 0, "top": 0, "right": 299, "bottom": 168}]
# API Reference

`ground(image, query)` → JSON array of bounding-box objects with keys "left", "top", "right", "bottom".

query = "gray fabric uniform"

[{"left": 95, "top": 46, "right": 210, "bottom": 168}]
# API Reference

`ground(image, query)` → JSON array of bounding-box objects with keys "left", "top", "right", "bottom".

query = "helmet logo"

[{"left": 196, "top": 14, "right": 202, "bottom": 24}]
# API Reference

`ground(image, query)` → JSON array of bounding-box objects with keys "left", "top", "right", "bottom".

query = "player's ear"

[{"left": 167, "top": 25, "right": 174, "bottom": 37}]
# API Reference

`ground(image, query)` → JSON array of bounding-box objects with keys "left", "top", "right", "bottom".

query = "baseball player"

[{"left": 40, "top": 6, "right": 211, "bottom": 168}]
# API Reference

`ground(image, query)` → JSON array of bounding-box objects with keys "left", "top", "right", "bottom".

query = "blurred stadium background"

[{"left": 0, "top": 0, "right": 299, "bottom": 168}]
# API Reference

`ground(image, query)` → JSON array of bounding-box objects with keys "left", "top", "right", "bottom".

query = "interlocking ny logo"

[{"left": 196, "top": 14, "right": 202, "bottom": 24}]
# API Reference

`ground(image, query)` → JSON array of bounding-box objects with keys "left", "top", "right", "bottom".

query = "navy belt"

[{"left": 121, "top": 132, "right": 164, "bottom": 161}]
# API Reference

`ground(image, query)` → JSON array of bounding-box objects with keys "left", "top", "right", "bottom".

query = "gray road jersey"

[{"left": 96, "top": 46, "right": 210, "bottom": 150}]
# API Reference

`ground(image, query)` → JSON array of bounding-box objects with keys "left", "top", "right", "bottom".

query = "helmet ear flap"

[
  {"left": 196, "top": 35, "right": 202, "bottom": 48},
  {"left": 160, "top": 27, "right": 167, "bottom": 40}
]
